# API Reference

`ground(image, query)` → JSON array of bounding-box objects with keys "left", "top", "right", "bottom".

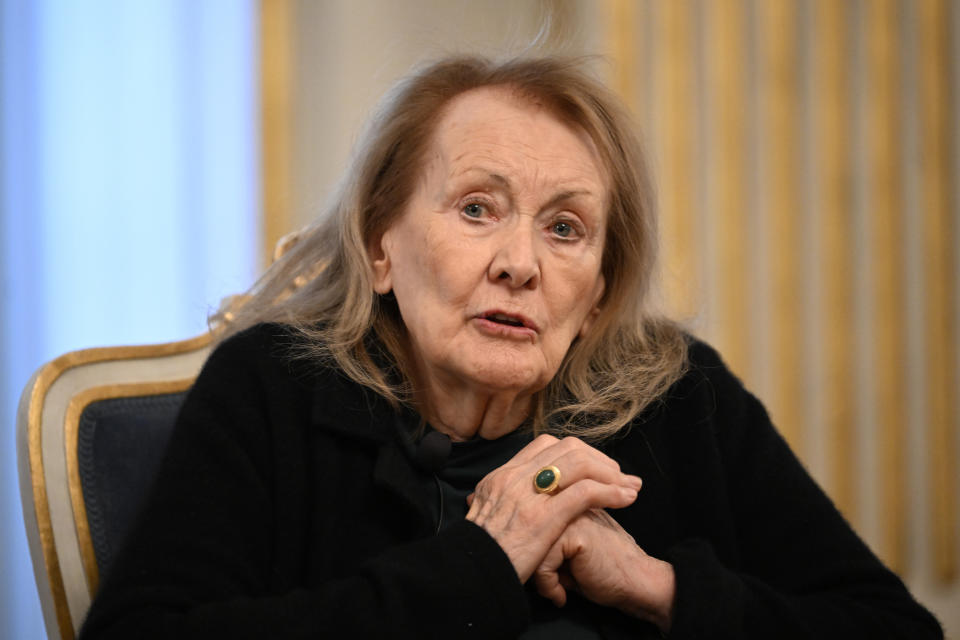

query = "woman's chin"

[
  {"left": 422, "top": 334, "right": 555, "bottom": 395},
  {"left": 460, "top": 356, "right": 549, "bottom": 394}
]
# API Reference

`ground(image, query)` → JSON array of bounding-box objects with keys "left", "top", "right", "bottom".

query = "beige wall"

[
  {"left": 289, "top": 0, "right": 604, "bottom": 230},
  {"left": 263, "top": 0, "right": 960, "bottom": 632}
]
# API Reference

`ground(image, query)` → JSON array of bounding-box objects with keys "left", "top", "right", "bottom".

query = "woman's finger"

[
  {"left": 465, "top": 474, "right": 638, "bottom": 582},
  {"left": 501, "top": 433, "right": 562, "bottom": 466},
  {"left": 530, "top": 509, "right": 676, "bottom": 632},
  {"left": 531, "top": 436, "right": 622, "bottom": 473},
  {"left": 507, "top": 435, "right": 621, "bottom": 479},
  {"left": 533, "top": 542, "right": 568, "bottom": 608},
  {"left": 465, "top": 435, "right": 641, "bottom": 582},
  {"left": 531, "top": 447, "right": 642, "bottom": 494},
  {"left": 549, "top": 479, "right": 639, "bottom": 522}
]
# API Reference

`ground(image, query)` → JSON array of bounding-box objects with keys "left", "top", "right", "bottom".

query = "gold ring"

[{"left": 533, "top": 465, "right": 561, "bottom": 494}]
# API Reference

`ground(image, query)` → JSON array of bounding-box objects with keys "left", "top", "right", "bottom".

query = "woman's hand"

[
  {"left": 465, "top": 434, "right": 642, "bottom": 583},
  {"left": 533, "top": 509, "right": 676, "bottom": 633}
]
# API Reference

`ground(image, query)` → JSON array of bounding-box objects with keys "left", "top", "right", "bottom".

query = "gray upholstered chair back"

[{"left": 77, "top": 391, "right": 188, "bottom": 582}]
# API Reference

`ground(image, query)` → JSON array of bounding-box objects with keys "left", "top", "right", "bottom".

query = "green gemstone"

[{"left": 535, "top": 468, "right": 556, "bottom": 489}]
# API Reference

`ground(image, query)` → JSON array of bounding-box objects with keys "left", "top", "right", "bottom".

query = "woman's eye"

[
  {"left": 463, "top": 203, "right": 485, "bottom": 218},
  {"left": 551, "top": 221, "right": 575, "bottom": 238}
]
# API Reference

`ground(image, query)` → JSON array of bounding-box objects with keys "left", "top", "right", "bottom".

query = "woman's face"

[{"left": 372, "top": 87, "right": 607, "bottom": 400}]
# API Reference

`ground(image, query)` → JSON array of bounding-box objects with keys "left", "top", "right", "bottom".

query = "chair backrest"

[{"left": 16, "top": 333, "right": 213, "bottom": 640}]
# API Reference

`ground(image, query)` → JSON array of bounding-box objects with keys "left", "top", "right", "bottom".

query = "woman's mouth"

[
  {"left": 474, "top": 311, "right": 539, "bottom": 341},
  {"left": 485, "top": 313, "right": 525, "bottom": 327}
]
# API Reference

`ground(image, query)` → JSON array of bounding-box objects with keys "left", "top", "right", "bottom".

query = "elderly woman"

[{"left": 80, "top": 57, "right": 941, "bottom": 639}]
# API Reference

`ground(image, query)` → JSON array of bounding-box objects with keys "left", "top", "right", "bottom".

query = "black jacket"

[{"left": 80, "top": 323, "right": 943, "bottom": 639}]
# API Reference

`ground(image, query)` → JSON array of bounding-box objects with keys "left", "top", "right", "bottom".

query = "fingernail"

[
  {"left": 621, "top": 487, "right": 638, "bottom": 500},
  {"left": 626, "top": 475, "right": 643, "bottom": 490}
]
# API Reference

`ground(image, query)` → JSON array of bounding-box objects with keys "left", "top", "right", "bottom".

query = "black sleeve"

[
  {"left": 79, "top": 326, "right": 528, "bottom": 640},
  {"left": 662, "top": 342, "right": 943, "bottom": 639}
]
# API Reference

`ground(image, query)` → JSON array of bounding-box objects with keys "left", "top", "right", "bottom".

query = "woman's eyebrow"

[
  {"left": 542, "top": 189, "right": 596, "bottom": 211},
  {"left": 446, "top": 168, "right": 600, "bottom": 213},
  {"left": 451, "top": 168, "right": 596, "bottom": 199},
  {"left": 448, "top": 166, "right": 511, "bottom": 188}
]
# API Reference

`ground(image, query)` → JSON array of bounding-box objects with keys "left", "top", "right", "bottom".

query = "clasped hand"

[{"left": 465, "top": 434, "right": 675, "bottom": 632}]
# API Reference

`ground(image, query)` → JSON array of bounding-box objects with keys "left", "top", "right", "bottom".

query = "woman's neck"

[{"left": 416, "top": 368, "right": 532, "bottom": 441}]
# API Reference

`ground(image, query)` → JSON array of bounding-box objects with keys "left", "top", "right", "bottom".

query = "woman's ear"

[
  {"left": 370, "top": 230, "right": 394, "bottom": 294},
  {"left": 578, "top": 276, "right": 605, "bottom": 338}
]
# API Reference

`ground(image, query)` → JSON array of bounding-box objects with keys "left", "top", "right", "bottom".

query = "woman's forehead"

[
  {"left": 424, "top": 87, "right": 609, "bottom": 191},
  {"left": 434, "top": 87, "right": 578, "bottom": 148}
]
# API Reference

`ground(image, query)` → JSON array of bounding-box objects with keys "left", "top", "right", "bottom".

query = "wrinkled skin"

[
  {"left": 371, "top": 87, "right": 607, "bottom": 441},
  {"left": 466, "top": 434, "right": 675, "bottom": 632}
]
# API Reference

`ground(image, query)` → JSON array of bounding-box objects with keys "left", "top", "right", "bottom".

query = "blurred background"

[{"left": 2, "top": 0, "right": 957, "bottom": 637}]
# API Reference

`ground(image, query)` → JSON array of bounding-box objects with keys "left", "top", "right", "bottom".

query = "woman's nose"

[{"left": 488, "top": 223, "right": 541, "bottom": 289}]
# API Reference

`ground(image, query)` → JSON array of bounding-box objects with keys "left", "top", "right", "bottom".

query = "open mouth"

[{"left": 484, "top": 313, "right": 525, "bottom": 327}]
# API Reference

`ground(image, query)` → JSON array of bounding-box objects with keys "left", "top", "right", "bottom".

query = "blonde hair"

[{"left": 221, "top": 55, "right": 688, "bottom": 442}]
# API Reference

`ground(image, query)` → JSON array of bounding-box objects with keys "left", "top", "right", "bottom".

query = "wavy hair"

[{"left": 220, "top": 55, "right": 688, "bottom": 441}]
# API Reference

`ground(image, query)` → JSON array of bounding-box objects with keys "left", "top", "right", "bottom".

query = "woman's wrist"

[{"left": 620, "top": 555, "right": 676, "bottom": 633}]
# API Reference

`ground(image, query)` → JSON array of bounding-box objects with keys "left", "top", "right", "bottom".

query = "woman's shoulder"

[
  {"left": 190, "top": 322, "right": 329, "bottom": 401},
  {"left": 211, "top": 321, "right": 302, "bottom": 358},
  {"left": 205, "top": 322, "right": 322, "bottom": 375},
  {"left": 201, "top": 323, "right": 394, "bottom": 431},
  {"left": 647, "top": 334, "right": 765, "bottom": 433},
  {"left": 672, "top": 335, "right": 747, "bottom": 396}
]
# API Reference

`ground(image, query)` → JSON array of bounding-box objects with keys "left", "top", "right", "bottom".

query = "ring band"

[{"left": 534, "top": 465, "right": 562, "bottom": 494}]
